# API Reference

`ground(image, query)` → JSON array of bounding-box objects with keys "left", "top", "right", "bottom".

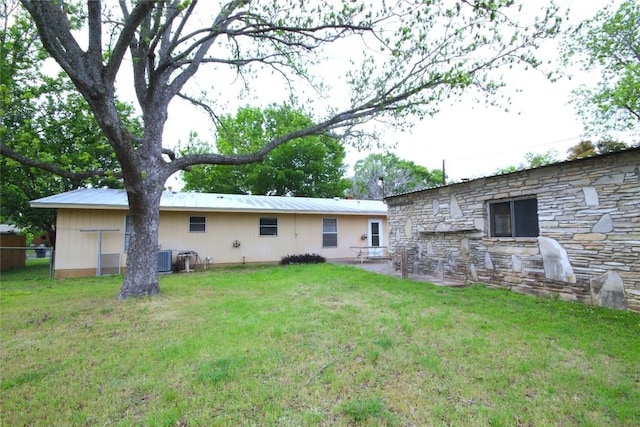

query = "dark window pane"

[
  {"left": 190, "top": 223, "right": 206, "bottom": 232},
  {"left": 323, "top": 218, "right": 337, "bottom": 233},
  {"left": 260, "top": 217, "right": 277, "bottom": 226},
  {"left": 371, "top": 222, "right": 379, "bottom": 234},
  {"left": 323, "top": 219, "right": 337, "bottom": 247},
  {"left": 260, "top": 217, "right": 278, "bottom": 236},
  {"left": 490, "top": 202, "right": 512, "bottom": 237},
  {"left": 323, "top": 234, "right": 338, "bottom": 247},
  {"left": 190, "top": 216, "right": 206, "bottom": 232},
  {"left": 514, "top": 199, "right": 539, "bottom": 237}
]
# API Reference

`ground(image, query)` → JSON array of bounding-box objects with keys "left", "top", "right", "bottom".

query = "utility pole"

[{"left": 442, "top": 159, "right": 446, "bottom": 185}]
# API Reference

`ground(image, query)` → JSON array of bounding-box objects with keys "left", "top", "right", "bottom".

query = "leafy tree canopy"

[
  {"left": 350, "top": 153, "right": 443, "bottom": 199},
  {"left": 567, "top": 139, "right": 630, "bottom": 160},
  {"left": 495, "top": 149, "right": 559, "bottom": 175},
  {"left": 181, "top": 105, "right": 350, "bottom": 197},
  {"left": 562, "top": 0, "right": 640, "bottom": 135},
  {"left": 0, "top": 4, "right": 141, "bottom": 243}
]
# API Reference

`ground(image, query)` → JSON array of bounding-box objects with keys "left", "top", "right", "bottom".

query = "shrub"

[{"left": 280, "top": 253, "right": 326, "bottom": 265}]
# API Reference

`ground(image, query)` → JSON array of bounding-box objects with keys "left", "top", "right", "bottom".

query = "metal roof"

[
  {"left": 30, "top": 188, "right": 387, "bottom": 216},
  {"left": 0, "top": 224, "right": 21, "bottom": 234}
]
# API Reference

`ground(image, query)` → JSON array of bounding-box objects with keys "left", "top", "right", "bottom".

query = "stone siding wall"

[{"left": 386, "top": 148, "right": 640, "bottom": 312}]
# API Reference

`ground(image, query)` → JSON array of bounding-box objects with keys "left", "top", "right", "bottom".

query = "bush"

[{"left": 280, "top": 253, "right": 326, "bottom": 265}]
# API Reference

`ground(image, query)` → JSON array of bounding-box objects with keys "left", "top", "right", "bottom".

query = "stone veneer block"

[
  {"left": 538, "top": 236, "right": 576, "bottom": 283},
  {"left": 592, "top": 214, "right": 613, "bottom": 233},
  {"left": 450, "top": 194, "right": 462, "bottom": 219},
  {"left": 485, "top": 252, "right": 494, "bottom": 270},
  {"left": 435, "top": 222, "right": 451, "bottom": 232},
  {"left": 460, "top": 238, "right": 469, "bottom": 259},
  {"left": 469, "top": 264, "right": 478, "bottom": 281},
  {"left": 426, "top": 241, "right": 435, "bottom": 256},
  {"left": 512, "top": 255, "right": 523, "bottom": 273},
  {"left": 594, "top": 174, "right": 625, "bottom": 185},
  {"left": 573, "top": 233, "right": 607, "bottom": 241},
  {"left": 404, "top": 218, "right": 412, "bottom": 238},
  {"left": 590, "top": 271, "right": 627, "bottom": 309},
  {"left": 582, "top": 187, "right": 599, "bottom": 206},
  {"left": 434, "top": 259, "right": 444, "bottom": 280}
]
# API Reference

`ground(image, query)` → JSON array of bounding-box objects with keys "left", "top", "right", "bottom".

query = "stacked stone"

[{"left": 386, "top": 148, "right": 640, "bottom": 312}]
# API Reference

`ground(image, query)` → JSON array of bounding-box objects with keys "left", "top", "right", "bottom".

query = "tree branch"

[
  {"left": 1, "top": 143, "right": 119, "bottom": 180},
  {"left": 106, "top": 1, "right": 156, "bottom": 84},
  {"left": 20, "top": 1, "right": 86, "bottom": 83},
  {"left": 176, "top": 92, "right": 222, "bottom": 126},
  {"left": 87, "top": 1, "right": 102, "bottom": 64},
  {"left": 166, "top": 0, "right": 251, "bottom": 97}
]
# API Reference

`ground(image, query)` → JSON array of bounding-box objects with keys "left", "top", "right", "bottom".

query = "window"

[
  {"left": 260, "top": 217, "right": 278, "bottom": 236},
  {"left": 370, "top": 221, "right": 380, "bottom": 246},
  {"left": 322, "top": 218, "right": 338, "bottom": 247},
  {"left": 124, "top": 215, "right": 132, "bottom": 251},
  {"left": 189, "top": 216, "right": 206, "bottom": 232},
  {"left": 489, "top": 198, "right": 539, "bottom": 237}
]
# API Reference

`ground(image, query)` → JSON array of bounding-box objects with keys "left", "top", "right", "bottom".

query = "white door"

[{"left": 368, "top": 219, "right": 383, "bottom": 257}]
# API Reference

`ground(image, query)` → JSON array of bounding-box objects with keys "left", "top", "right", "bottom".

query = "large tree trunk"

[{"left": 117, "top": 178, "right": 163, "bottom": 299}]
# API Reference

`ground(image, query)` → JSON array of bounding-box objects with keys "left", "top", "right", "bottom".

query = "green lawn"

[{"left": 1, "top": 260, "right": 639, "bottom": 426}]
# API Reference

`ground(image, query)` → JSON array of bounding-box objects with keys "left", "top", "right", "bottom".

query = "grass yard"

[{"left": 1, "top": 260, "right": 639, "bottom": 426}]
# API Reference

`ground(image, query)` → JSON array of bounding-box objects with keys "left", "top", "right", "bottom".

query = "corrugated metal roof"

[{"left": 30, "top": 188, "right": 387, "bottom": 215}]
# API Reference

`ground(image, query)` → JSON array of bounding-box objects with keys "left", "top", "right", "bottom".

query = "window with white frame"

[
  {"left": 259, "top": 217, "right": 278, "bottom": 236},
  {"left": 189, "top": 216, "right": 207, "bottom": 232},
  {"left": 489, "top": 198, "right": 539, "bottom": 237},
  {"left": 322, "top": 218, "right": 338, "bottom": 247}
]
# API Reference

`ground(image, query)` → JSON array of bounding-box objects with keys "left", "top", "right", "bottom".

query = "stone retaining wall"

[{"left": 386, "top": 148, "right": 640, "bottom": 312}]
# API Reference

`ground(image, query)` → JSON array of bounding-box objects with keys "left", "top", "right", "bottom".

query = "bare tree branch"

[{"left": 177, "top": 92, "right": 222, "bottom": 126}]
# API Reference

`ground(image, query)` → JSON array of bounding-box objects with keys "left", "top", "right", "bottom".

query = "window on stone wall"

[{"left": 489, "top": 198, "right": 539, "bottom": 237}]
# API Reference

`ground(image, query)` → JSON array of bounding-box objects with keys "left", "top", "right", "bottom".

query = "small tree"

[
  {"left": 567, "top": 139, "right": 630, "bottom": 160},
  {"left": 495, "top": 149, "right": 559, "bottom": 174},
  {"left": 351, "top": 153, "right": 443, "bottom": 199},
  {"left": 3, "top": 1, "right": 562, "bottom": 298}
]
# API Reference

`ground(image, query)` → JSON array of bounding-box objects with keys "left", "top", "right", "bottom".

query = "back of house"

[{"left": 31, "top": 190, "right": 387, "bottom": 278}]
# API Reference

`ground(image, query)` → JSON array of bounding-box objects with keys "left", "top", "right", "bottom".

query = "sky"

[{"left": 155, "top": 0, "right": 633, "bottom": 189}]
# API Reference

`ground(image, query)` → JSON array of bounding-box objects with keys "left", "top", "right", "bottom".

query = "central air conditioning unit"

[{"left": 158, "top": 250, "right": 173, "bottom": 273}]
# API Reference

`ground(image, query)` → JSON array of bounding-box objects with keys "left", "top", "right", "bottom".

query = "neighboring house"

[
  {"left": 385, "top": 147, "right": 640, "bottom": 312},
  {"left": 30, "top": 188, "right": 387, "bottom": 278}
]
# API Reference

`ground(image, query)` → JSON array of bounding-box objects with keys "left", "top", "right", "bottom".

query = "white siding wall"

[{"left": 54, "top": 208, "right": 387, "bottom": 276}]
